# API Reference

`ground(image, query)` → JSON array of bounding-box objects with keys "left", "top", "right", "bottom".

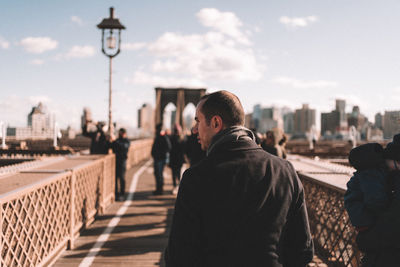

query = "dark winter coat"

[
  {"left": 82, "top": 126, "right": 108, "bottom": 154},
  {"left": 169, "top": 134, "right": 185, "bottom": 169},
  {"left": 151, "top": 134, "right": 171, "bottom": 160},
  {"left": 185, "top": 133, "right": 206, "bottom": 166},
  {"left": 357, "top": 198, "right": 400, "bottom": 266},
  {"left": 165, "top": 126, "right": 313, "bottom": 267},
  {"left": 355, "top": 169, "right": 400, "bottom": 267},
  {"left": 344, "top": 168, "right": 390, "bottom": 228},
  {"left": 111, "top": 137, "right": 130, "bottom": 166}
]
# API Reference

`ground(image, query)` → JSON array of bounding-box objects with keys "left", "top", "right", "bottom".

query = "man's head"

[
  {"left": 97, "top": 121, "right": 106, "bottom": 132},
  {"left": 118, "top": 128, "right": 127, "bottom": 138},
  {"left": 193, "top": 90, "right": 244, "bottom": 151}
]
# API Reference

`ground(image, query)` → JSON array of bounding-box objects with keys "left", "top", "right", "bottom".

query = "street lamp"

[{"left": 97, "top": 7, "right": 126, "bottom": 135}]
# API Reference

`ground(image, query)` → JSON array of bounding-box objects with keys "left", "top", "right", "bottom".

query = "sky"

[{"left": 1, "top": 0, "right": 400, "bottom": 131}]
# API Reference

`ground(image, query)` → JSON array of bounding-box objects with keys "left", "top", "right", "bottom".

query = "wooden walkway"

[
  {"left": 53, "top": 160, "right": 176, "bottom": 267},
  {"left": 52, "top": 160, "right": 327, "bottom": 267}
]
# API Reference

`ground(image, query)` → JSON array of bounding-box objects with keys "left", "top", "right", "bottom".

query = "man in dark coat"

[
  {"left": 356, "top": 133, "right": 400, "bottom": 266},
  {"left": 165, "top": 90, "right": 313, "bottom": 267},
  {"left": 169, "top": 123, "right": 185, "bottom": 187},
  {"left": 184, "top": 129, "right": 206, "bottom": 167},
  {"left": 82, "top": 121, "right": 109, "bottom": 154},
  {"left": 151, "top": 123, "right": 171, "bottom": 195},
  {"left": 110, "top": 128, "right": 130, "bottom": 201}
]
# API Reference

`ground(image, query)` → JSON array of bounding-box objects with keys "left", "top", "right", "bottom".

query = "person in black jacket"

[
  {"left": 165, "top": 90, "right": 313, "bottom": 267},
  {"left": 82, "top": 121, "right": 109, "bottom": 154},
  {"left": 168, "top": 123, "right": 185, "bottom": 187},
  {"left": 184, "top": 129, "right": 206, "bottom": 167},
  {"left": 151, "top": 123, "right": 171, "bottom": 195},
  {"left": 356, "top": 133, "right": 400, "bottom": 267},
  {"left": 110, "top": 128, "right": 130, "bottom": 201}
]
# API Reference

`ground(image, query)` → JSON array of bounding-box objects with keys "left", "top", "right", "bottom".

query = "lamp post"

[{"left": 97, "top": 7, "right": 126, "bottom": 135}]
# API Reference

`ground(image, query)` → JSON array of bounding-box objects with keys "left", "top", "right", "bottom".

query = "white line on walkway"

[{"left": 78, "top": 159, "right": 152, "bottom": 267}]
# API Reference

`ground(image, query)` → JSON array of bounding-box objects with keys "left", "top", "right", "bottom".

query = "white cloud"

[
  {"left": 125, "top": 71, "right": 206, "bottom": 88},
  {"left": 148, "top": 32, "right": 204, "bottom": 57},
  {"left": 144, "top": 31, "right": 263, "bottom": 82},
  {"left": 66, "top": 45, "right": 96, "bottom": 58},
  {"left": 271, "top": 76, "right": 338, "bottom": 89},
  {"left": 121, "top": 42, "right": 147, "bottom": 51},
  {"left": 196, "top": 8, "right": 250, "bottom": 45},
  {"left": 0, "top": 37, "right": 10, "bottom": 49},
  {"left": 20, "top": 37, "right": 58, "bottom": 54},
  {"left": 125, "top": 8, "right": 264, "bottom": 85},
  {"left": 279, "top": 16, "right": 318, "bottom": 29},
  {"left": 55, "top": 45, "right": 96, "bottom": 60},
  {"left": 71, "top": 16, "right": 83, "bottom": 25},
  {"left": 30, "top": 59, "right": 44, "bottom": 65}
]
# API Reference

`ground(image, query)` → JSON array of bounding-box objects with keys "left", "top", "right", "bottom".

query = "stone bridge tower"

[{"left": 155, "top": 88, "right": 206, "bottom": 130}]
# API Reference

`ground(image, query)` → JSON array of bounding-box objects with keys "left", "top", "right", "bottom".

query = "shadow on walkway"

[{"left": 65, "top": 186, "right": 176, "bottom": 267}]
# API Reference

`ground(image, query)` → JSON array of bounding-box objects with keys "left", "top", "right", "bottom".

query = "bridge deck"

[
  {"left": 53, "top": 160, "right": 175, "bottom": 266},
  {"left": 52, "top": 160, "right": 326, "bottom": 267}
]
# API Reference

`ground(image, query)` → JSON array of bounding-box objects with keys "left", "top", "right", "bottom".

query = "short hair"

[
  {"left": 119, "top": 128, "right": 126, "bottom": 134},
  {"left": 199, "top": 90, "right": 245, "bottom": 127}
]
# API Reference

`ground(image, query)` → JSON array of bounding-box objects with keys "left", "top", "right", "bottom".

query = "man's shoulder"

[{"left": 355, "top": 168, "right": 387, "bottom": 182}]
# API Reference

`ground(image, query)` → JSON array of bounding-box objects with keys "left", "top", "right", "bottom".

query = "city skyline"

[{"left": 1, "top": 0, "right": 400, "bottom": 129}]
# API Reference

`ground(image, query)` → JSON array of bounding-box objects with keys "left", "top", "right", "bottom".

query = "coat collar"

[{"left": 207, "top": 126, "right": 257, "bottom": 156}]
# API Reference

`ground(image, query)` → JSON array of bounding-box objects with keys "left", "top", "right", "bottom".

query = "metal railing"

[
  {"left": 0, "top": 138, "right": 153, "bottom": 267},
  {"left": 289, "top": 156, "right": 361, "bottom": 267},
  {"left": 0, "top": 154, "right": 115, "bottom": 267}
]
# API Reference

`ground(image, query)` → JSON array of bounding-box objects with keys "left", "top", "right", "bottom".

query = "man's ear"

[{"left": 212, "top": 116, "right": 223, "bottom": 132}]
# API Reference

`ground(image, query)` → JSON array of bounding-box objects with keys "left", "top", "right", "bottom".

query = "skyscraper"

[
  {"left": 293, "top": 104, "right": 316, "bottom": 135},
  {"left": 321, "top": 99, "right": 348, "bottom": 136},
  {"left": 383, "top": 111, "right": 400, "bottom": 139},
  {"left": 138, "top": 103, "right": 155, "bottom": 136}
]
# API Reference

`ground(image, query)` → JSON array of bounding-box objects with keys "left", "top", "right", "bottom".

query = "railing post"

[
  {"left": 68, "top": 171, "right": 76, "bottom": 250},
  {"left": 100, "top": 157, "right": 106, "bottom": 214},
  {"left": 0, "top": 199, "right": 3, "bottom": 267}
]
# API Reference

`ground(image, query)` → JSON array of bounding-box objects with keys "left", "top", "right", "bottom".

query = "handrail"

[
  {"left": 289, "top": 155, "right": 360, "bottom": 267},
  {"left": 0, "top": 155, "right": 117, "bottom": 267}
]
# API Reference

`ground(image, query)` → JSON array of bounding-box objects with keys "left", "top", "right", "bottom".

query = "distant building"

[
  {"left": 321, "top": 99, "right": 348, "bottom": 137},
  {"left": 294, "top": 104, "right": 316, "bottom": 135},
  {"left": 383, "top": 111, "right": 400, "bottom": 139},
  {"left": 138, "top": 103, "right": 155, "bottom": 136},
  {"left": 252, "top": 104, "right": 262, "bottom": 130},
  {"left": 244, "top": 113, "right": 254, "bottom": 130},
  {"left": 28, "top": 102, "right": 50, "bottom": 134},
  {"left": 81, "top": 107, "right": 93, "bottom": 129},
  {"left": 7, "top": 102, "right": 54, "bottom": 140},
  {"left": 258, "top": 107, "right": 283, "bottom": 134},
  {"left": 375, "top": 112, "right": 383, "bottom": 130},
  {"left": 347, "top": 106, "right": 369, "bottom": 139},
  {"left": 283, "top": 112, "right": 294, "bottom": 134},
  {"left": 366, "top": 126, "right": 384, "bottom": 141}
]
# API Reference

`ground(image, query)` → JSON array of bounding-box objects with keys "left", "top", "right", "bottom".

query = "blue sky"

[{"left": 1, "top": 0, "right": 400, "bottom": 130}]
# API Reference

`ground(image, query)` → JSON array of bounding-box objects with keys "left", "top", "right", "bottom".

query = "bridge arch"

[{"left": 155, "top": 87, "right": 206, "bottom": 130}]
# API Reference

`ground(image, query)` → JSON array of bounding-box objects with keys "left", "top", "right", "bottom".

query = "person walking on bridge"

[
  {"left": 110, "top": 128, "right": 130, "bottom": 201},
  {"left": 151, "top": 123, "right": 171, "bottom": 195},
  {"left": 165, "top": 90, "right": 313, "bottom": 267}
]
